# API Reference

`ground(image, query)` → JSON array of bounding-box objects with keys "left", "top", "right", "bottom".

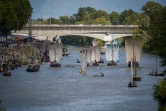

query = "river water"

[{"left": 0, "top": 45, "right": 164, "bottom": 111}]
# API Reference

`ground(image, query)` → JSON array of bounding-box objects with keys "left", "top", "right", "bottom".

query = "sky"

[{"left": 29, "top": 0, "right": 166, "bottom": 20}]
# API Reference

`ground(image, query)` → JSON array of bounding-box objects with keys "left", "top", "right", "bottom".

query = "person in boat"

[
  {"left": 4, "top": 70, "right": 10, "bottom": 75},
  {"left": 152, "top": 70, "right": 155, "bottom": 75},
  {"left": 54, "top": 60, "right": 60, "bottom": 65},
  {"left": 28, "top": 64, "right": 33, "bottom": 70},
  {"left": 93, "top": 60, "right": 98, "bottom": 64},
  {"left": 99, "top": 58, "right": 104, "bottom": 63}
]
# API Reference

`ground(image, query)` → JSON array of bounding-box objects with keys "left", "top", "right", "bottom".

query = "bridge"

[
  {"left": 16, "top": 24, "right": 142, "bottom": 63},
  {"left": 16, "top": 24, "right": 138, "bottom": 41}
]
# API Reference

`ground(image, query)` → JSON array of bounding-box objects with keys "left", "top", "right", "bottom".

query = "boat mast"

[
  {"left": 111, "top": 34, "right": 113, "bottom": 61},
  {"left": 132, "top": 36, "right": 137, "bottom": 76},
  {"left": 55, "top": 44, "right": 56, "bottom": 62},
  {"left": 156, "top": 58, "right": 157, "bottom": 73}
]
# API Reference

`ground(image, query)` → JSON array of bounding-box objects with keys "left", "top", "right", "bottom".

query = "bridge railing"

[{"left": 24, "top": 24, "right": 138, "bottom": 27}]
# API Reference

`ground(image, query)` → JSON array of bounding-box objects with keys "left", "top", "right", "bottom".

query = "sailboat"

[
  {"left": 132, "top": 56, "right": 141, "bottom": 81},
  {"left": 106, "top": 39, "right": 119, "bottom": 66},
  {"left": 80, "top": 49, "right": 87, "bottom": 74},
  {"left": 90, "top": 45, "right": 101, "bottom": 66},
  {"left": 26, "top": 39, "right": 40, "bottom": 72},
  {"left": 86, "top": 49, "right": 92, "bottom": 66},
  {"left": 49, "top": 43, "right": 62, "bottom": 67},
  {"left": 149, "top": 58, "right": 164, "bottom": 76},
  {"left": 125, "top": 38, "right": 142, "bottom": 67},
  {"left": 90, "top": 39, "right": 101, "bottom": 66},
  {"left": 2, "top": 43, "right": 11, "bottom": 76},
  {"left": 128, "top": 59, "right": 137, "bottom": 87}
]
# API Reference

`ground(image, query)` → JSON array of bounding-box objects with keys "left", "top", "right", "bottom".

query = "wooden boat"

[
  {"left": 107, "top": 60, "right": 117, "bottom": 66},
  {"left": 77, "top": 59, "right": 80, "bottom": 63},
  {"left": 125, "top": 38, "right": 142, "bottom": 67},
  {"left": 26, "top": 63, "right": 40, "bottom": 72},
  {"left": 132, "top": 57, "right": 141, "bottom": 81},
  {"left": 149, "top": 70, "right": 164, "bottom": 76},
  {"left": 65, "top": 64, "right": 75, "bottom": 68},
  {"left": 62, "top": 48, "right": 70, "bottom": 56},
  {"left": 49, "top": 43, "right": 62, "bottom": 67},
  {"left": 128, "top": 59, "right": 137, "bottom": 87},
  {"left": 26, "top": 39, "right": 40, "bottom": 72},
  {"left": 3, "top": 71, "right": 11, "bottom": 76},
  {"left": 99, "top": 58, "right": 104, "bottom": 63},
  {"left": 128, "top": 81, "right": 137, "bottom": 87},
  {"left": 106, "top": 38, "right": 120, "bottom": 66},
  {"left": 149, "top": 58, "right": 164, "bottom": 76},
  {"left": 128, "top": 61, "right": 139, "bottom": 67},
  {"left": 94, "top": 72, "right": 104, "bottom": 77},
  {"left": 90, "top": 46, "right": 100, "bottom": 66}
]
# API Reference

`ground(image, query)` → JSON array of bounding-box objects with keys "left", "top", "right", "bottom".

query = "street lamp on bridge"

[{"left": 49, "top": 4, "right": 52, "bottom": 25}]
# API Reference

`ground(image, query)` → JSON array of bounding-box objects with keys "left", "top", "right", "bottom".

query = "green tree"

[
  {"left": 75, "top": 7, "right": 96, "bottom": 21},
  {"left": 0, "top": 0, "right": 32, "bottom": 36},
  {"left": 141, "top": 1, "right": 163, "bottom": 19},
  {"left": 109, "top": 11, "right": 120, "bottom": 25},
  {"left": 92, "top": 17, "right": 110, "bottom": 25},
  {"left": 120, "top": 9, "right": 137, "bottom": 24},
  {"left": 153, "top": 78, "right": 166, "bottom": 111},
  {"left": 123, "top": 13, "right": 139, "bottom": 25},
  {"left": 138, "top": 13, "right": 150, "bottom": 30},
  {"left": 140, "top": 1, "right": 164, "bottom": 52}
]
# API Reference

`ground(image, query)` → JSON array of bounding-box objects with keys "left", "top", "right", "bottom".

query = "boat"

[
  {"left": 106, "top": 39, "right": 119, "bottom": 66},
  {"left": 128, "top": 59, "right": 137, "bottom": 87},
  {"left": 94, "top": 72, "right": 104, "bottom": 77},
  {"left": 128, "top": 61, "right": 139, "bottom": 67},
  {"left": 77, "top": 59, "right": 80, "bottom": 63},
  {"left": 125, "top": 38, "right": 142, "bottom": 67},
  {"left": 99, "top": 58, "right": 104, "bottom": 63},
  {"left": 65, "top": 64, "right": 75, "bottom": 68},
  {"left": 149, "top": 58, "right": 164, "bottom": 76},
  {"left": 49, "top": 43, "right": 62, "bottom": 67},
  {"left": 79, "top": 49, "right": 87, "bottom": 74},
  {"left": 62, "top": 48, "right": 70, "bottom": 56},
  {"left": 3, "top": 70, "right": 11, "bottom": 76},
  {"left": 100, "top": 52, "right": 105, "bottom": 54},
  {"left": 90, "top": 45, "right": 100, "bottom": 66},
  {"left": 26, "top": 39, "right": 40, "bottom": 72},
  {"left": 149, "top": 71, "right": 164, "bottom": 76},
  {"left": 132, "top": 57, "right": 141, "bottom": 81},
  {"left": 26, "top": 62, "right": 40, "bottom": 72}
]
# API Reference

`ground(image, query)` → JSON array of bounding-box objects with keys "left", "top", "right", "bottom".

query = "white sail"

[
  {"left": 105, "top": 39, "right": 120, "bottom": 62},
  {"left": 49, "top": 44, "right": 56, "bottom": 62},
  {"left": 106, "top": 44, "right": 112, "bottom": 61},
  {"left": 87, "top": 49, "right": 92, "bottom": 63},
  {"left": 55, "top": 44, "right": 62, "bottom": 62},
  {"left": 81, "top": 49, "right": 87, "bottom": 71},
  {"left": 113, "top": 44, "right": 120, "bottom": 62},
  {"left": 90, "top": 46, "right": 96, "bottom": 62},
  {"left": 95, "top": 45, "right": 101, "bottom": 62},
  {"left": 125, "top": 38, "right": 142, "bottom": 63}
]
